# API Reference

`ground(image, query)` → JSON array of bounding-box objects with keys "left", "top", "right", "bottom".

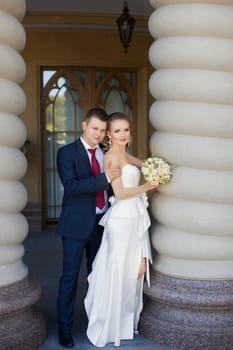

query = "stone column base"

[
  {"left": 140, "top": 270, "right": 233, "bottom": 350},
  {"left": 0, "top": 274, "right": 47, "bottom": 350},
  {"left": 22, "top": 202, "right": 42, "bottom": 233}
]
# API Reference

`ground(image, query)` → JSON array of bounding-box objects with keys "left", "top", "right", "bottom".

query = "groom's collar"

[{"left": 80, "top": 136, "right": 101, "bottom": 151}]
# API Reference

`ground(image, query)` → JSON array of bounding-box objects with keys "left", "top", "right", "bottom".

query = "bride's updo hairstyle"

[
  {"left": 102, "top": 112, "right": 131, "bottom": 151},
  {"left": 107, "top": 112, "right": 131, "bottom": 130}
]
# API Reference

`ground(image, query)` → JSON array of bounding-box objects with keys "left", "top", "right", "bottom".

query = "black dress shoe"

[{"left": 58, "top": 330, "right": 74, "bottom": 348}]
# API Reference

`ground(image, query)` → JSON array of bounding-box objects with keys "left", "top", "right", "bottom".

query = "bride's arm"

[
  {"left": 104, "top": 152, "right": 158, "bottom": 200},
  {"left": 105, "top": 155, "right": 157, "bottom": 200},
  {"left": 126, "top": 153, "right": 143, "bottom": 168},
  {"left": 111, "top": 177, "right": 157, "bottom": 200}
]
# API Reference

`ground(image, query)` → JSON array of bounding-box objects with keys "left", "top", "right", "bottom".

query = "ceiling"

[{"left": 26, "top": 0, "right": 153, "bottom": 17}]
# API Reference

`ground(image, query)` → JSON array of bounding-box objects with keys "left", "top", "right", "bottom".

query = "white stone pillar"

[
  {"left": 140, "top": 1, "right": 233, "bottom": 348},
  {"left": 0, "top": 1, "right": 46, "bottom": 348}
]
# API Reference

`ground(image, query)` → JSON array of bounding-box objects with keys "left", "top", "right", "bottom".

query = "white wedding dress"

[{"left": 84, "top": 164, "right": 152, "bottom": 347}]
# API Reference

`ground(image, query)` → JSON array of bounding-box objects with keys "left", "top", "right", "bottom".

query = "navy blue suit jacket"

[{"left": 56, "top": 138, "right": 109, "bottom": 239}]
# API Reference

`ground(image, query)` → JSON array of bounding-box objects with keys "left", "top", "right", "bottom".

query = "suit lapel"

[{"left": 75, "top": 138, "right": 92, "bottom": 174}]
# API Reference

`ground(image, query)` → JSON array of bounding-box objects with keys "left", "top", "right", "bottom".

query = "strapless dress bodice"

[{"left": 121, "top": 164, "right": 140, "bottom": 188}]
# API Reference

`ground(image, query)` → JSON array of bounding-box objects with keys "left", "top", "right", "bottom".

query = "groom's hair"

[{"left": 85, "top": 107, "right": 108, "bottom": 124}]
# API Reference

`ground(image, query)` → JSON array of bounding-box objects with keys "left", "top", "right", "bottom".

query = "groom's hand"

[{"left": 105, "top": 162, "right": 121, "bottom": 182}]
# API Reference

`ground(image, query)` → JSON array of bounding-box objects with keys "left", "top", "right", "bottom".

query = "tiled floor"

[{"left": 24, "top": 230, "right": 176, "bottom": 350}]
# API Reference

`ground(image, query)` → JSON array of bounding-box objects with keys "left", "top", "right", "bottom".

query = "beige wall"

[{"left": 21, "top": 12, "right": 153, "bottom": 221}]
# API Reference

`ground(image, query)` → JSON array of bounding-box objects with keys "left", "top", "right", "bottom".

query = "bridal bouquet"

[{"left": 141, "top": 156, "right": 172, "bottom": 184}]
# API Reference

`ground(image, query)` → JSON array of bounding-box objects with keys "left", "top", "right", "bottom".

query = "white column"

[
  {"left": 0, "top": 0, "right": 29, "bottom": 286},
  {"left": 148, "top": 0, "right": 233, "bottom": 280},
  {"left": 140, "top": 2, "right": 233, "bottom": 348},
  {"left": 0, "top": 1, "right": 46, "bottom": 348}
]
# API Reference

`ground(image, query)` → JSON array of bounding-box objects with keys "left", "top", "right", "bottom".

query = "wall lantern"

[{"left": 116, "top": 0, "right": 136, "bottom": 53}]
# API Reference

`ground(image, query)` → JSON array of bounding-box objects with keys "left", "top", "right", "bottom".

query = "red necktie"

[{"left": 88, "top": 148, "right": 105, "bottom": 209}]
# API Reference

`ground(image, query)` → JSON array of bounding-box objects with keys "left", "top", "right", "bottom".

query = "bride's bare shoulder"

[{"left": 126, "top": 153, "right": 143, "bottom": 167}]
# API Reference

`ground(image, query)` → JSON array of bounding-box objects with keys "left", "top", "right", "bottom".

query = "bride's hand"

[
  {"left": 144, "top": 180, "right": 159, "bottom": 191},
  {"left": 141, "top": 162, "right": 145, "bottom": 169}
]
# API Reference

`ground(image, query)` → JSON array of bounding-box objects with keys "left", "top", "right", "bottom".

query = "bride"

[{"left": 84, "top": 112, "right": 158, "bottom": 347}]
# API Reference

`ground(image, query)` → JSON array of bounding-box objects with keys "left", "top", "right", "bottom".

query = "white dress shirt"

[{"left": 80, "top": 136, "right": 108, "bottom": 214}]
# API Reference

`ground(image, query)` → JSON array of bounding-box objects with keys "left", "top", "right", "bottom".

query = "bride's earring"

[
  {"left": 108, "top": 136, "right": 112, "bottom": 148},
  {"left": 127, "top": 136, "right": 132, "bottom": 148}
]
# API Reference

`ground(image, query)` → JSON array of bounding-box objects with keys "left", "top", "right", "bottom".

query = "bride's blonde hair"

[{"left": 101, "top": 112, "right": 132, "bottom": 151}]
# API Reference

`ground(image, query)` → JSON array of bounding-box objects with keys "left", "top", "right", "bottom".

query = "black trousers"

[{"left": 56, "top": 214, "right": 104, "bottom": 331}]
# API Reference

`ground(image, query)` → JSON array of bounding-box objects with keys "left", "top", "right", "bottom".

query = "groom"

[{"left": 56, "top": 107, "right": 120, "bottom": 348}]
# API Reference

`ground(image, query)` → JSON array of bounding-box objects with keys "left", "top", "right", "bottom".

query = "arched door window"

[{"left": 41, "top": 67, "right": 137, "bottom": 225}]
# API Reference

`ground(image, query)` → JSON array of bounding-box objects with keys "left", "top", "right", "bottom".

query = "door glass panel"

[
  {"left": 105, "top": 89, "right": 124, "bottom": 113},
  {"left": 43, "top": 68, "right": 84, "bottom": 221},
  {"left": 43, "top": 70, "right": 56, "bottom": 86}
]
